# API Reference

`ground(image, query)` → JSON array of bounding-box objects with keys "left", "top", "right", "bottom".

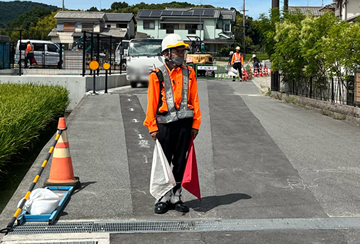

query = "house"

[
  {"left": 319, "top": 3, "right": 336, "bottom": 15},
  {"left": 333, "top": 0, "right": 360, "bottom": 21},
  {"left": 135, "top": 8, "right": 236, "bottom": 53},
  {"left": 104, "top": 13, "right": 136, "bottom": 39},
  {"left": 49, "top": 11, "right": 136, "bottom": 49}
]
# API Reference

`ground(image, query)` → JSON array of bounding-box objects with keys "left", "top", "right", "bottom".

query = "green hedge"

[{"left": 0, "top": 83, "right": 69, "bottom": 171}]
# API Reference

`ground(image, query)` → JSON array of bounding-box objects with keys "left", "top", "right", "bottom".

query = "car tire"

[{"left": 130, "top": 82, "right": 137, "bottom": 88}]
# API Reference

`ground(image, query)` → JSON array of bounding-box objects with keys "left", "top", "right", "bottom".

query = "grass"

[{"left": 0, "top": 83, "right": 69, "bottom": 172}]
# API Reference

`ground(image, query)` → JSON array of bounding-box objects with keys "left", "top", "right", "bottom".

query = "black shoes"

[
  {"left": 154, "top": 201, "right": 189, "bottom": 214},
  {"left": 154, "top": 202, "right": 169, "bottom": 214},
  {"left": 168, "top": 201, "right": 189, "bottom": 213}
]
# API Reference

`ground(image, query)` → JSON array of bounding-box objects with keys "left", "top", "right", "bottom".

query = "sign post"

[
  {"left": 89, "top": 60, "right": 99, "bottom": 95},
  {"left": 103, "top": 63, "right": 110, "bottom": 94}
]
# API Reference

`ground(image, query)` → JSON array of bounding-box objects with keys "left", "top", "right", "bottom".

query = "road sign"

[
  {"left": 103, "top": 63, "right": 110, "bottom": 70},
  {"left": 197, "top": 66, "right": 217, "bottom": 71},
  {"left": 89, "top": 60, "right": 99, "bottom": 70}
]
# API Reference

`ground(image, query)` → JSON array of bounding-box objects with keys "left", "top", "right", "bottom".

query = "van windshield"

[{"left": 128, "top": 39, "right": 162, "bottom": 56}]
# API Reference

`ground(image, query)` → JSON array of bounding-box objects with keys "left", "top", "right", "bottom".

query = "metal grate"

[
  {"left": 17, "top": 242, "right": 97, "bottom": 244},
  {"left": 8, "top": 217, "right": 360, "bottom": 235}
]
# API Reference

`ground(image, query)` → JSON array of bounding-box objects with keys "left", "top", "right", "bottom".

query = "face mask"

[{"left": 171, "top": 57, "right": 184, "bottom": 66}]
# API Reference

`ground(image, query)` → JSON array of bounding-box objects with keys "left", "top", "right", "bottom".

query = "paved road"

[{"left": 1, "top": 78, "right": 360, "bottom": 243}]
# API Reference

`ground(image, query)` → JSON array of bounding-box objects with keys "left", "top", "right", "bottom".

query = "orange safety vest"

[
  {"left": 231, "top": 52, "right": 243, "bottom": 65},
  {"left": 25, "top": 44, "right": 34, "bottom": 55},
  {"left": 144, "top": 64, "right": 201, "bottom": 133}
]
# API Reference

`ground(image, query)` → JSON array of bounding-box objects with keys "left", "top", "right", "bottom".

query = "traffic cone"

[
  {"left": 243, "top": 68, "right": 248, "bottom": 81},
  {"left": 44, "top": 117, "right": 80, "bottom": 189},
  {"left": 254, "top": 69, "right": 258, "bottom": 77},
  {"left": 264, "top": 67, "right": 268, "bottom": 76},
  {"left": 259, "top": 68, "right": 263, "bottom": 77}
]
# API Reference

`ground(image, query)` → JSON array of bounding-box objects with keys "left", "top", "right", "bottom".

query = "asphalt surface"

[{"left": 1, "top": 78, "right": 360, "bottom": 243}]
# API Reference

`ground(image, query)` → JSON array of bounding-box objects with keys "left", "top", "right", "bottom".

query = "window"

[
  {"left": 225, "top": 24, "right": 230, "bottom": 32},
  {"left": 186, "top": 24, "right": 197, "bottom": 34},
  {"left": 107, "top": 25, "right": 111, "bottom": 28},
  {"left": 161, "top": 23, "right": 178, "bottom": 34},
  {"left": 144, "top": 21, "right": 155, "bottom": 29},
  {"left": 63, "top": 23, "right": 75, "bottom": 32},
  {"left": 34, "top": 43, "right": 45, "bottom": 52},
  {"left": 47, "top": 44, "right": 58, "bottom": 53},
  {"left": 82, "top": 23, "right": 93, "bottom": 32},
  {"left": 117, "top": 23, "right": 127, "bottom": 28}
]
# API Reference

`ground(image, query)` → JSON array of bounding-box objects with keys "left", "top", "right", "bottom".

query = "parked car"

[{"left": 14, "top": 40, "right": 63, "bottom": 68}]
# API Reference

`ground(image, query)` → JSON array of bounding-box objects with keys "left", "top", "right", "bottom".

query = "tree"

[
  {"left": 111, "top": 1, "right": 129, "bottom": 10},
  {"left": 86, "top": 7, "right": 99, "bottom": 11},
  {"left": 256, "top": 8, "right": 281, "bottom": 60}
]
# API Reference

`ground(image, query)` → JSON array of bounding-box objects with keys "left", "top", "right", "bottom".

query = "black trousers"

[
  {"left": 233, "top": 62, "right": 242, "bottom": 79},
  {"left": 25, "top": 53, "right": 34, "bottom": 68},
  {"left": 157, "top": 118, "right": 192, "bottom": 190}
]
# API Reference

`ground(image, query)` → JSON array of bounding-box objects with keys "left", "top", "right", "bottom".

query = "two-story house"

[
  {"left": 135, "top": 8, "right": 236, "bottom": 53},
  {"left": 49, "top": 11, "right": 136, "bottom": 49}
]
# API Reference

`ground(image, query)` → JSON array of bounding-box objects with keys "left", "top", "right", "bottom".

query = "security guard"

[
  {"left": 231, "top": 46, "right": 244, "bottom": 81},
  {"left": 144, "top": 33, "right": 201, "bottom": 214}
]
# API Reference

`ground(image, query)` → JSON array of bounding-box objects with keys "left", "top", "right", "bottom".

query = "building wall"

[
  {"left": 343, "top": 0, "right": 360, "bottom": 20},
  {"left": 129, "top": 20, "right": 135, "bottom": 38}
]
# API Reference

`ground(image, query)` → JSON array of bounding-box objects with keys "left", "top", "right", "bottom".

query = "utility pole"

[
  {"left": 271, "top": 0, "right": 280, "bottom": 91},
  {"left": 284, "top": 0, "right": 288, "bottom": 11},
  {"left": 242, "top": 0, "right": 246, "bottom": 61},
  {"left": 62, "top": 0, "right": 64, "bottom": 11}
]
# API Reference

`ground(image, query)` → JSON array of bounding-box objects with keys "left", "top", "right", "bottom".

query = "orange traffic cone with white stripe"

[
  {"left": 44, "top": 117, "right": 80, "bottom": 189},
  {"left": 254, "top": 69, "right": 258, "bottom": 77}
]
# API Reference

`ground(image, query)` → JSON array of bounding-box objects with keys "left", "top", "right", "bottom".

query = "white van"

[
  {"left": 15, "top": 40, "right": 62, "bottom": 67},
  {"left": 126, "top": 39, "right": 164, "bottom": 88}
]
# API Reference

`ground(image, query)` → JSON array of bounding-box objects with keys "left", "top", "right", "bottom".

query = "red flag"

[{"left": 181, "top": 138, "right": 201, "bottom": 201}]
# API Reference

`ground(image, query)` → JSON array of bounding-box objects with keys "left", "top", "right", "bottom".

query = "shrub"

[{"left": 0, "top": 83, "right": 69, "bottom": 171}]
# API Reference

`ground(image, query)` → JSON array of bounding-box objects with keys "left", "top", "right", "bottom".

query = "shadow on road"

[
  {"left": 186, "top": 193, "right": 252, "bottom": 213},
  {"left": 72, "top": 181, "right": 97, "bottom": 195}
]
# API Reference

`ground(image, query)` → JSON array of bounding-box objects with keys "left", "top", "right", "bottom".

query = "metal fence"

[
  {"left": 0, "top": 36, "right": 11, "bottom": 69},
  {"left": 1, "top": 30, "right": 127, "bottom": 76},
  {"left": 279, "top": 74, "right": 355, "bottom": 106}
]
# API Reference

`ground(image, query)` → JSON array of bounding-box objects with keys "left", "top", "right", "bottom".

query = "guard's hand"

[
  {"left": 191, "top": 129, "right": 198, "bottom": 140},
  {"left": 150, "top": 131, "right": 159, "bottom": 141}
]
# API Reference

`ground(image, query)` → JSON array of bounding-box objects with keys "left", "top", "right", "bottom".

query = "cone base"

[{"left": 44, "top": 177, "right": 80, "bottom": 189}]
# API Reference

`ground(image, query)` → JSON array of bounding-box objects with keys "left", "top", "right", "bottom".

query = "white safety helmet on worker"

[
  {"left": 236, "top": 46, "right": 240, "bottom": 50},
  {"left": 161, "top": 33, "right": 189, "bottom": 52},
  {"left": 253, "top": 54, "right": 256, "bottom": 58}
]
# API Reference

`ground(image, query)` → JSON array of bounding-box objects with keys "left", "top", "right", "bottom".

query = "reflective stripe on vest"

[
  {"left": 156, "top": 65, "right": 194, "bottom": 124},
  {"left": 233, "top": 53, "right": 241, "bottom": 63}
]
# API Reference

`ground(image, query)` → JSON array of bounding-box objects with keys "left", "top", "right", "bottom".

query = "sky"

[{"left": 3, "top": 0, "right": 334, "bottom": 19}]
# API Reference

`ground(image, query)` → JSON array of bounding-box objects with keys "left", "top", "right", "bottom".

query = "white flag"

[{"left": 149, "top": 140, "right": 176, "bottom": 200}]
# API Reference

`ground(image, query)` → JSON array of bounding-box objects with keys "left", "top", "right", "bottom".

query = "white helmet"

[
  {"left": 161, "top": 34, "right": 189, "bottom": 52},
  {"left": 252, "top": 54, "right": 256, "bottom": 58},
  {"left": 236, "top": 46, "right": 240, "bottom": 50}
]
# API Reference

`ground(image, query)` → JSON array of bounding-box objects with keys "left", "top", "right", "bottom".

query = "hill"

[{"left": 0, "top": 1, "right": 58, "bottom": 28}]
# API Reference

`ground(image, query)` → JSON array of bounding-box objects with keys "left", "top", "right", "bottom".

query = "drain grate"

[
  {"left": 17, "top": 242, "right": 97, "bottom": 244},
  {"left": 9, "top": 222, "right": 93, "bottom": 235},
  {"left": 8, "top": 217, "right": 360, "bottom": 235}
]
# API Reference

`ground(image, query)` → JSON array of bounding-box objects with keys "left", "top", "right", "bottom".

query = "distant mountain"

[{"left": 0, "top": 1, "right": 58, "bottom": 28}]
